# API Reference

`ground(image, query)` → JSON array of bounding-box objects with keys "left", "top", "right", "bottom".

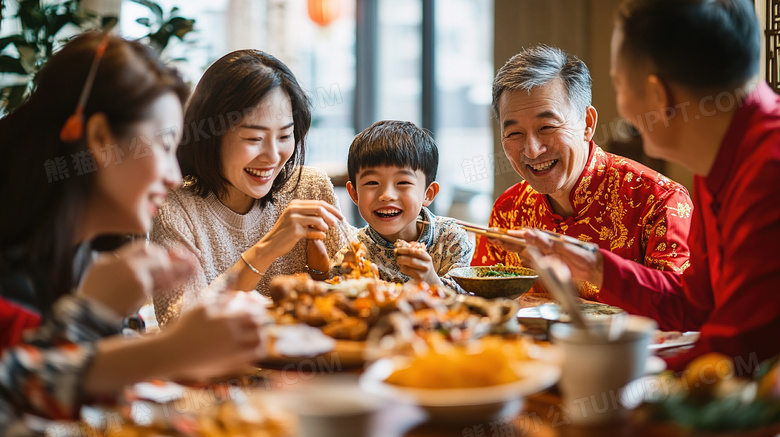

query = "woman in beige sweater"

[{"left": 152, "top": 50, "right": 346, "bottom": 326}]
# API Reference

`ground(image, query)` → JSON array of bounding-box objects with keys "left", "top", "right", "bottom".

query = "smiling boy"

[{"left": 332, "top": 120, "right": 474, "bottom": 289}]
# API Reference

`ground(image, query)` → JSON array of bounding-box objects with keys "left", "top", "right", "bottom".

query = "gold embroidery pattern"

[
  {"left": 675, "top": 202, "right": 692, "bottom": 218},
  {"left": 655, "top": 221, "right": 667, "bottom": 237},
  {"left": 474, "top": 144, "right": 691, "bottom": 290}
]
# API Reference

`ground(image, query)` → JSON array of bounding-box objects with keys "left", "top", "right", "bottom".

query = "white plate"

[
  {"left": 645, "top": 355, "right": 667, "bottom": 375},
  {"left": 359, "top": 358, "right": 559, "bottom": 423},
  {"left": 359, "top": 358, "right": 559, "bottom": 407},
  {"left": 648, "top": 331, "right": 699, "bottom": 351}
]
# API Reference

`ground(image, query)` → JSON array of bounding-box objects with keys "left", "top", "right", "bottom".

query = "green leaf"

[
  {"left": 17, "top": 0, "right": 46, "bottom": 33},
  {"left": 148, "top": 28, "right": 170, "bottom": 53},
  {"left": 102, "top": 16, "right": 119, "bottom": 29},
  {"left": 0, "top": 55, "right": 28, "bottom": 74},
  {"left": 0, "top": 36, "right": 26, "bottom": 52},
  {"left": 48, "top": 11, "right": 78, "bottom": 37},
  {"left": 168, "top": 17, "right": 195, "bottom": 39},
  {"left": 15, "top": 45, "right": 36, "bottom": 73},
  {"left": 129, "top": 0, "right": 164, "bottom": 23},
  {"left": 1, "top": 84, "right": 30, "bottom": 115}
]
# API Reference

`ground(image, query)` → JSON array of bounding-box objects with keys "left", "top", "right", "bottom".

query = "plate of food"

[
  {"left": 262, "top": 243, "right": 526, "bottom": 367},
  {"left": 648, "top": 331, "right": 700, "bottom": 351},
  {"left": 359, "top": 335, "right": 559, "bottom": 423},
  {"left": 82, "top": 377, "right": 297, "bottom": 437}
]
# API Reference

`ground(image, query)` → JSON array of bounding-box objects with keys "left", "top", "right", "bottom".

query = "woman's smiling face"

[{"left": 219, "top": 87, "right": 295, "bottom": 213}]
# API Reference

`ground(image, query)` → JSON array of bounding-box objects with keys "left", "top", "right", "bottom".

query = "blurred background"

[{"left": 2, "top": 0, "right": 776, "bottom": 225}]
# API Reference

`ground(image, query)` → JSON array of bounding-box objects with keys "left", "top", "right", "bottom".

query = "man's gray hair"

[{"left": 492, "top": 45, "right": 592, "bottom": 119}]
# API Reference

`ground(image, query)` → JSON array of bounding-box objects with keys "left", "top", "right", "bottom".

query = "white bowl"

[{"left": 359, "top": 358, "right": 559, "bottom": 423}]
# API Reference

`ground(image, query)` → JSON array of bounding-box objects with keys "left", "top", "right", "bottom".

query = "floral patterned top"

[
  {"left": 0, "top": 294, "right": 123, "bottom": 436},
  {"left": 472, "top": 142, "right": 693, "bottom": 300},
  {"left": 332, "top": 207, "right": 474, "bottom": 291}
]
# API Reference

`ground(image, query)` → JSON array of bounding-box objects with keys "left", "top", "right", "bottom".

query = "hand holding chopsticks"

[
  {"left": 454, "top": 220, "right": 604, "bottom": 285},
  {"left": 524, "top": 245, "right": 591, "bottom": 333},
  {"left": 453, "top": 220, "right": 598, "bottom": 254},
  {"left": 533, "top": 229, "right": 599, "bottom": 254},
  {"left": 453, "top": 220, "right": 529, "bottom": 247}
]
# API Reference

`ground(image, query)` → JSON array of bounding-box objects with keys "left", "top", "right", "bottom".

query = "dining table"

[
  {"left": 248, "top": 344, "right": 780, "bottom": 437},
  {"left": 58, "top": 296, "right": 780, "bottom": 437}
]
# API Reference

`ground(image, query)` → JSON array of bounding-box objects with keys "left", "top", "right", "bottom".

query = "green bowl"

[{"left": 448, "top": 266, "right": 538, "bottom": 300}]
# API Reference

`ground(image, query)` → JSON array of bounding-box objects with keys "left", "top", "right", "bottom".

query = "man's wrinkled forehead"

[{"left": 498, "top": 85, "right": 575, "bottom": 127}]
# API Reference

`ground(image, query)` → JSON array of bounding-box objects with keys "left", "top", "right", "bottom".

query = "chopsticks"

[
  {"left": 442, "top": 219, "right": 599, "bottom": 254},
  {"left": 452, "top": 220, "right": 529, "bottom": 247},
  {"left": 535, "top": 229, "right": 599, "bottom": 253},
  {"left": 331, "top": 219, "right": 361, "bottom": 268},
  {"left": 525, "top": 245, "right": 590, "bottom": 332}
]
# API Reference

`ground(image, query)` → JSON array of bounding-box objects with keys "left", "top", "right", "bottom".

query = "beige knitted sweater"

[{"left": 150, "top": 166, "right": 346, "bottom": 327}]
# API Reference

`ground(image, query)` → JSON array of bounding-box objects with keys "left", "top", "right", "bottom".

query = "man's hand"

[{"left": 522, "top": 229, "right": 605, "bottom": 288}]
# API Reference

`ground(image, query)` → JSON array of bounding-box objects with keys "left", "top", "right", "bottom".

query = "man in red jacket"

[
  {"left": 472, "top": 45, "right": 693, "bottom": 302},
  {"left": 518, "top": 0, "right": 780, "bottom": 372}
]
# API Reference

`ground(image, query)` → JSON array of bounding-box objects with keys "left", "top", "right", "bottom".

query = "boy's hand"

[{"left": 395, "top": 240, "right": 442, "bottom": 287}]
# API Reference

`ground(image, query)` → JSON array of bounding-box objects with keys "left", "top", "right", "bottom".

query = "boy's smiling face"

[{"left": 347, "top": 165, "right": 439, "bottom": 243}]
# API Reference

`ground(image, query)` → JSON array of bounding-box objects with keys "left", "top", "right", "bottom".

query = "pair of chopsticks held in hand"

[{"left": 453, "top": 220, "right": 599, "bottom": 254}]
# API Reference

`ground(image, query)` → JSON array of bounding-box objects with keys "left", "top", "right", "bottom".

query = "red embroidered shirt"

[
  {"left": 472, "top": 142, "right": 693, "bottom": 299},
  {"left": 599, "top": 82, "right": 780, "bottom": 372}
]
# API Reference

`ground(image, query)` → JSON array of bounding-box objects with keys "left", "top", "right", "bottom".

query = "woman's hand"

[
  {"left": 258, "top": 200, "right": 343, "bottom": 259},
  {"left": 395, "top": 242, "right": 442, "bottom": 287},
  {"left": 160, "top": 301, "right": 267, "bottom": 381},
  {"left": 77, "top": 242, "right": 198, "bottom": 317}
]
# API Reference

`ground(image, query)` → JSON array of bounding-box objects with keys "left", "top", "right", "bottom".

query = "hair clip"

[{"left": 60, "top": 25, "right": 115, "bottom": 144}]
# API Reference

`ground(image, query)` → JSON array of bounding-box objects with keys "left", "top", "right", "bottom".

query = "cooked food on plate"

[
  {"left": 476, "top": 263, "right": 523, "bottom": 278},
  {"left": 268, "top": 274, "right": 519, "bottom": 342},
  {"left": 384, "top": 334, "right": 535, "bottom": 388},
  {"left": 332, "top": 239, "right": 379, "bottom": 280}
]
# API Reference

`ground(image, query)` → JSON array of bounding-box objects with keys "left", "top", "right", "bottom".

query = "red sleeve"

[
  {"left": 599, "top": 250, "right": 708, "bottom": 333},
  {"left": 665, "top": 151, "right": 780, "bottom": 372},
  {"left": 603, "top": 147, "right": 780, "bottom": 372},
  {"left": 0, "top": 298, "right": 41, "bottom": 353}
]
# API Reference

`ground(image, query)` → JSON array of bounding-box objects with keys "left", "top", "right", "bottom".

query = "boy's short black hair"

[{"left": 347, "top": 120, "right": 439, "bottom": 186}]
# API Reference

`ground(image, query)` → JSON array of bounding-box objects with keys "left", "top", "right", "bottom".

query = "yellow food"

[
  {"left": 682, "top": 353, "right": 734, "bottom": 396},
  {"left": 385, "top": 336, "right": 529, "bottom": 389},
  {"left": 758, "top": 363, "right": 780, "bottom": 400}
]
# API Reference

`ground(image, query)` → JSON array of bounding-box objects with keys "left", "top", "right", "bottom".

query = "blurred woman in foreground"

[{"left": 0, "top": 33, "right": 266, "bottom": 435}]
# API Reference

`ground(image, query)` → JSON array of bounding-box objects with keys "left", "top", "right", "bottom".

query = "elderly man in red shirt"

[
  {"left": 522, "top": 0, "right": 779, "bottom": 372},
  {"left": 472, "top": 45, "right": 693, "bottom": 300}
]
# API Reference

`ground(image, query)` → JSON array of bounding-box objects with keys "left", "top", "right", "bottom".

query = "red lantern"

[{"left": 308, "top": 0, "right": 341, "bottom": 27}]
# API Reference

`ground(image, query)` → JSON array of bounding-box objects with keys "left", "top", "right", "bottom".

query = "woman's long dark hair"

[
  {"left": 178, "top": 49, "right": 312, "bottom": 206},
  {"left": 0, "top": 33, "right": 188, "bottom": 317}
]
